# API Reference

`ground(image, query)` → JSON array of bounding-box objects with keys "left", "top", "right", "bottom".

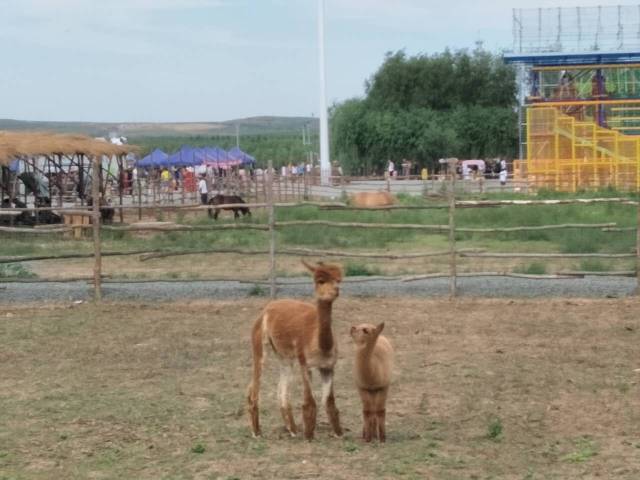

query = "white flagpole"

[{"left": 318, "top": 0, "right": 330, "bottom": 186}]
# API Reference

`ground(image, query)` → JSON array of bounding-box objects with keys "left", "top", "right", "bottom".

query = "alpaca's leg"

[
  {"left": 278, "top": 363, "right": 298, "bottom": 436},
  {"left": 298, "top": 354, "right": 316, "bottom": 440},
  {"left": 358, "top": 388, "right": 375, "bottom": 442},
  {"left": 374, "top": 388, "right": 388, "bottom": 442},
  {"left": 320, "top": 368, "right": 342, "bottom": 437},
  {"left": 247, "top": 318, "right": 264, "bottom": 437}
]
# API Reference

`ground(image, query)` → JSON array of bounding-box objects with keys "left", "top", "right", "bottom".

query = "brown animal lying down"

[
  {"left": 350, "top": 191, "right": 395, "bottom": 208},
  {"left": 350, "top": 322, "right": 394, "bottom": 442}
]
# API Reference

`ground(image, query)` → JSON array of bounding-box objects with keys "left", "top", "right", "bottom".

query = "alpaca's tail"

[{"left": 247, "top": 313, "right": 264, "bottom": 437}]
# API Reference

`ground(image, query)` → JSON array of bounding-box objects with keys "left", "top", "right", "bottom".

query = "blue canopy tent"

[
  {"left": 165, "top": 145, "right": 202, "bottom": 167},
  {"left": 194, "top": 147, "right": 219, "bottom": 165},
  {"left": 137, "top": 145, "right": 255, "bottom": 169},
  {"left": 198, "top": 147, "right": 232, "bottom": 166},
  {"left": 228, "top": 146, "right": 256, "bottom": 166},
  {"left": 136, "top": 148, "right": 168, "bottom": 168}
]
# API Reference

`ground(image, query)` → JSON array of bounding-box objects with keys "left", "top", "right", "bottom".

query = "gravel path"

[{"left": 0, "top": 275, "right": 636, "bottom": 304}]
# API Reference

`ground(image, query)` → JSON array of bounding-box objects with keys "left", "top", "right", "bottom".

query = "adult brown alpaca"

[
  {"left": 350, "top": 322, "right": 393, "bottom": 442},
  {"left": 246, "top": 261, "right": 343, "bottom": 440},
  {"left": 350, "top": 191, "right": 395, "bottom": 208}
]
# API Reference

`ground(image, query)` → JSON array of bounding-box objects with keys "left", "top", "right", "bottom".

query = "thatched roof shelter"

[{"left": 0, "top": 131, "right": 136, "bottom": 166}]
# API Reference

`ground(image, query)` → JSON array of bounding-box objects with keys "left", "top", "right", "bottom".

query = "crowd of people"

[{"left": 385, "top": 158, "right": 510, "bottom": 185}]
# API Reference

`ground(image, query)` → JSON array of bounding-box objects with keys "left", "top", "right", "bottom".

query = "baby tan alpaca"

[{"left": 350, "top": 322, "right": 393, "bottom": 442}]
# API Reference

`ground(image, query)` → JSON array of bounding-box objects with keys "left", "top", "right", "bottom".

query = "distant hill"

[{"left": 0, "top": 116, "right": 319, "bottom": 137}]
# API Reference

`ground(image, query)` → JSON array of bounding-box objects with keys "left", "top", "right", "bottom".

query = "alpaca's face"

[
  {"left": 350, "top": 323, "right": 378, "bottom": 346},
  {"left": 302, "top": 261, "right": 342, "bottom": 302},
  {"left": 314, "top": 277, "right": 340, "bottom": 302}
]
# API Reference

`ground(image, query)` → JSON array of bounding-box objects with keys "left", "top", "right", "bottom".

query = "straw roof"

[{"left": 0, "top": 131, "right": 137, "bottom": 166}]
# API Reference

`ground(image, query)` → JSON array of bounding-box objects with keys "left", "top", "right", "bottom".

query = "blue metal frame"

[{"left": 504, "top": 50, "right": 640, "bottom": 66}]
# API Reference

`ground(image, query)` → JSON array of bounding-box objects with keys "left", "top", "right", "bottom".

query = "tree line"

[{"left": 330, "top": 47, "right": 518, "bottom": 175}]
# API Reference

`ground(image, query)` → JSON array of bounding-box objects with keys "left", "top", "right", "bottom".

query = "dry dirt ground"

[{"left": 1, "top": 297, "right": 640, "bottom": 480}]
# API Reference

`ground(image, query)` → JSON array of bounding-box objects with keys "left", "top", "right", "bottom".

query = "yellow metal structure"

[{"left": 521, "top": 102, "right": 640, "bottom": 192}]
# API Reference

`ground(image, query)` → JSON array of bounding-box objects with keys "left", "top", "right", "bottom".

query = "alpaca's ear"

[
  {"left": 376, "top": 322, "right": 385, "bottom": 334},
  {"left": 301, "top": 259, "right": 316, "bottom": 273}
]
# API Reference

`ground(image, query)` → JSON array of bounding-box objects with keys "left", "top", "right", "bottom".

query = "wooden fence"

[{"left": 1, "top": 160, "right": 639, "bottom": 301}]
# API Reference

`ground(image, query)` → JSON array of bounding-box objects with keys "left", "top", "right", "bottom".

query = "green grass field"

[{"left": 1, "top": 191, "right": 637, "bottom": 280}]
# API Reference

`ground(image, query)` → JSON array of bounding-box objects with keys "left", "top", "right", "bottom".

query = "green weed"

[
  {"left": 562, "top": 437, "right": 598, "bottom": 463},
  {"left": 487, "top": 417, "right": 503, "bottom": 441},
  {"left": 247, "top": 284, "right": 267, "bottom": 297},
  {"left": 344, "top": 441, "right": 359, "bottom": 453},
  {"left": 190, "top": 443, "right": 206, "bottom": 454}
]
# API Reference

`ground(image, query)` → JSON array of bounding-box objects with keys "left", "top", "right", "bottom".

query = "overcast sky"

[{"left": 0, "top": 0, "right": 631, "bottom": 122}]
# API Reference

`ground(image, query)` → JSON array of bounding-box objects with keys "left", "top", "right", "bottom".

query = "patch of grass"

[
  {"left": 559, "top": 230, "right": 602, "bottom": 254},
  {"left": 563, "top": 437, "right": 598, "bottom": 463},
  {"left": 190, "top": 443, "right": 206, "bottom": 454},
  {"left": 344, "top": 262, "right": 382, "bottom": 277},
  {"left": 343, "top": 441, "right": 359, "bottom": 453},
  {"left": 513, "top": 262, "right": 547, "bottom": 275},
  {"left": 247, "top": 284, "right": 267, "bottom": 297},
  {"left": 0, "top": 263, "right": 36, "bottom": 279},
  {"left": 579, "top": 259, "right": 608, "bottom": 272},
  {"left": 616, "top": 382, "right": 631, "bottom": 394},
  {"left": 487, "top": 416, "right": 503, "bottom": 441},
  {"left": 102, "top": 230, "right": 128, "bottom": 241}
]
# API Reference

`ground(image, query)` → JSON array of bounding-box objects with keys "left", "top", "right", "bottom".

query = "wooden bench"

[{"left": 63, "top": 211, "right": 92, "bottom": 239}]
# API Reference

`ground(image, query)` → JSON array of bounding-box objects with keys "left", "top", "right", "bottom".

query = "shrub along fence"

[{"left": 1, "top": 159, "right": 639, "bottom": 301}]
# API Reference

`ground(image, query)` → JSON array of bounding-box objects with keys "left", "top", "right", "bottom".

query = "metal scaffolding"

[
  {"left": 513, "top": 5, "right": 640, "bottom": 54},
  {"left": 506, "top": 5, "right": 640, "bottom": 192}
]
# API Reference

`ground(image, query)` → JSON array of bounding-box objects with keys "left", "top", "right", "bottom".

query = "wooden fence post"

[
  {"left": 267, "top": 160, "right": 277, "bottom": 299},
  {"left": 118, "top": 156, "right": 124, "bottom": 224},
  {"left": 448, "top": 158, "right": 458, "bottom": 299},
  {"left": 636, "top": 199, "right": 640, "bottom": 295},
  {"left": 137, "top": 178, "right": 142, "bottom": 221},
  {"left": 92, "top": 156, "right": 102, "bottom": 302}
]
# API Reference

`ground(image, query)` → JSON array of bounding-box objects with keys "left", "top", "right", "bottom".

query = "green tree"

[{"left": 331, "top": 47, "right": 518, "bottom": 174}]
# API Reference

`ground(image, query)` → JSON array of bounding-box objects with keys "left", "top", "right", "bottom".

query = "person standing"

[
  {"left": 198, "top": 174, "right": 208, "bottom": 205},
  {"left": 499, "top": 159, "right": 508, "bottom": 186},
  {"left": 387, "top": 159, "right": 395, "bottom": 178}
]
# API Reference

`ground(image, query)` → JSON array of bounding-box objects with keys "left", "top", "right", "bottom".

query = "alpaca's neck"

[
  {"left": 316, "top": 299, "right": 334, "bottom": 352},
  {"left": 357, "top": 340, "right": 376, "bottom": 358}
]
